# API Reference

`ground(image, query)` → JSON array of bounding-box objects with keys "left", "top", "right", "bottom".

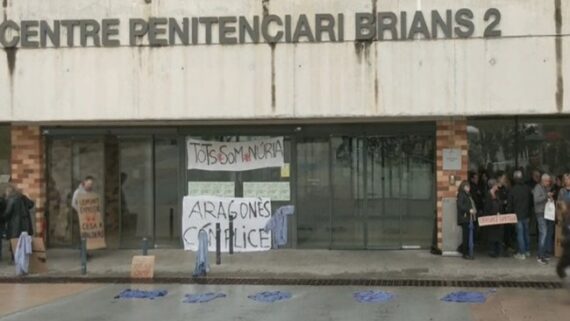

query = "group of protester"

[{"left": 457, "top": 169, "right": 570, "bottom": 278}]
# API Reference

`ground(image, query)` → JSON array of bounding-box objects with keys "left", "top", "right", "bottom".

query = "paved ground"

[
  {"left": 0, "top": 283, "right": 568, "bottom": 321},
  {"left": 0, "top": 249, "right": 564, "bottom": 281},
  {"left": 0, "top": 283, "right": 99, "bottom": 316}
]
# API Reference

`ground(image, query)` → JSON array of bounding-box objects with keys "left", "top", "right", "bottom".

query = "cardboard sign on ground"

[
  {"left": 77, "top": 192, "right": 106, "bottom": 250},
  {"left": 131, "top": 255, "right": 155, "bottom": 279},
  {"left": 10, "top": 237, "right": 48, "bottom": 274},
  {"left": 478, "top": 214, "right": 518, "bottom": 227}
]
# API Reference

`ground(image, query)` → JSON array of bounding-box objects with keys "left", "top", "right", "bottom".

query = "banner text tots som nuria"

[{"left": 187, "top": 137, "right": 284, "bottom": 171}]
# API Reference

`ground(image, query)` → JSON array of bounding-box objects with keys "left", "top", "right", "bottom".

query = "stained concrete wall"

[{"left": 0, "top": 0, "right": 568, "bottom": 123}]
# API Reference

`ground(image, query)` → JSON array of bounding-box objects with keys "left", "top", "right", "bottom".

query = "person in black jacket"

[
  {"left": 0, "top": 194, "right": 5, "bottom": 261},
  {"left": 469, "top": 171, "right": 483, "bottom": 214},
  {"left": 497, "top": 173, "right": 515, "bottom": 253},
  {"left": 483, "top": 179, "right": 504, "bottom": 257},
  {"left": 2, "top": 185, "right": 34, "bottom": 240},
  {"left": 457, "top": 180, "right": 477, "bottom": 260},
  {"left": 509, "top": 170, "right": 533, "bottom": 260},
  {"left": 527, "top": 169, "right": 541, "bottom": 190}
]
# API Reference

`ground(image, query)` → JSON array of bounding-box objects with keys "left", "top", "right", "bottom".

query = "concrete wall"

[{"left": 0, "top": 0, "right": 568, "bottom": 123}]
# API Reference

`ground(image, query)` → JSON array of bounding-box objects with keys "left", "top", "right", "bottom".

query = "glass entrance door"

[
  {"left": 119, "top": 138, "right": 153, "bottom": 248},
  {"left": 366, "top": 136, "right": 404, "bottom": 249},
  {"left": 47, "top": 133, "right": 182, "bottom": 249},
  {"left": 365, "top": 135, "right": 435, "bottom": 249},
  {"left": 296, "top": 137, "right": 331, "bottom": 248},
  {"left": 295, "top": 132, "right": 435, "bottom": 250},
  {"left": 115, "top": 136, "right": 182, "bottom": 248},
  {"left": 154, "top": 138, "right": 181, "bottom": 248},
  {"left": 330, "top": 136, "right": 365, "bottom": 249},
  {"left": 47, "top": 138, "right": 106, "bottom": 248}
]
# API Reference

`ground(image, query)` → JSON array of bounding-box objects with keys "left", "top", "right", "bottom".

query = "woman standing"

[{"left": 457, "top": 180, "right": 477, "bottom": 260}]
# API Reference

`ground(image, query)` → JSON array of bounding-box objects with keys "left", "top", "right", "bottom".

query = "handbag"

[{"left": 544, "top": 199, "right": 556, "bottom": 221}]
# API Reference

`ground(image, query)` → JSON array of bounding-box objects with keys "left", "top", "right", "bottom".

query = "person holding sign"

[
  {"left": 483, "top": 179, "right": 505, "bottom": 258},
  {"left": 72, "top": 176, "right": 106, "bottom": 257},
  {"left": 457, "top": 181, "right": 477, "bottom": 260},
  {"left": 533, "top": 174, "right": 554, "bottom": 265}
]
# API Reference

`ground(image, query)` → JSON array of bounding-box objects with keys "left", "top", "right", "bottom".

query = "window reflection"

[
  {"left": 468, "top": 118, "right": 570, "bottom": 181},
  {"left": 468, "top": 119, "right": 517, "bottom": 177},
  {"left": 518, "top": 119, "right": 570, "bottom": 176}
]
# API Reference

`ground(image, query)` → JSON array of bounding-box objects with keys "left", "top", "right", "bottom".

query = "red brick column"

[
  {"left": 10, "top": 125, "right": 46, "bottom": 238},
  {"left": 436, "top": 119, "right": 468, "bottom": 250}
]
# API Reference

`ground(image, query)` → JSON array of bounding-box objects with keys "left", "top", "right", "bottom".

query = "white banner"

[
  {"left": 182, "top": 196, "right": 272, "bottom": 252},
  {"left": 187, "top": 137, "right": 284, "bottom": 171}
]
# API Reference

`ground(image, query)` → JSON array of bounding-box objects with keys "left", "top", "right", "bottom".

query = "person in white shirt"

[
  {"left": 71, "top": 176, "right": 95, "bottom": 259},
  {"left": 71, "top": 176, "right": 94, "bottom": 212}
]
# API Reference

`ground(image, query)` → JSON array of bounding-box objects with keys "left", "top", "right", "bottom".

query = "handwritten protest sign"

[
  {"left": 77, "top": 193, "right": 106, "bottom": 250},
  {"left": 187, "top": 137, "right": 284, "bottom": 171},
  {"left": 478, "top": 214, "right": 518, "bottom": 227},
  {"left": 131, "top": 255, "right": 155, "bottom": 279},
  {"left": 182, "top": 196, "right": 272, "bottom": 252}
]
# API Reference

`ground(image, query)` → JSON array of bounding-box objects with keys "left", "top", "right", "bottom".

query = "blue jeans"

[
  {"left": 516, "top": 218, "right": 530, "bottom": 255},
  {"left": 537, "top": 216, "right": 554, "bottom": 258}
]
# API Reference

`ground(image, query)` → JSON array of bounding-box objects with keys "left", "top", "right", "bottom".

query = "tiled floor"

[{"left": 0, "top": 284, "right": 100, "bottom": 317}]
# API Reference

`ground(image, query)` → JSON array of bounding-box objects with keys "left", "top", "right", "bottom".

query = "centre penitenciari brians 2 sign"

[{"left": 0, "top": 8, "right": 502, "bottom": 48}]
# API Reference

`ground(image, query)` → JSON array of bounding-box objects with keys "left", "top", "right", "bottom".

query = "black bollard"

[
  {"left": 142, "top": 237, "right": 149, "bottom": 256},
  {"left": 229, "top": 217, "right": 234, "bottom": 255},
  {"left": 216, "top": 223, "right": 221, "bottom": 265},
  {"left": 80, "top": 238, "right": 87, "bottom": 275}
]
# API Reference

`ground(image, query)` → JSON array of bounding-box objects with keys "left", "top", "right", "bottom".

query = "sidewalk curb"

[{"left": 0, "top": 277, "right": 564, "bottom": 288}]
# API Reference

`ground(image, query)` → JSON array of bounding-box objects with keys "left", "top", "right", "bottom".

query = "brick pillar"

[
  {"left": 10, "top": 125, "right": 46, "bottom": 237},
  {"left": 436, "top": 119, "right": 468, "bottom": 250}
]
